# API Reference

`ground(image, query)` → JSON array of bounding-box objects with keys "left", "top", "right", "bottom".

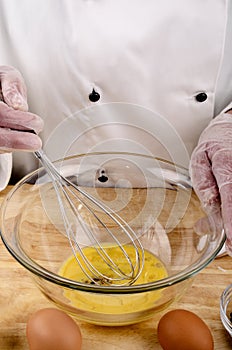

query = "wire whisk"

[{"left": 34, "top": 149, "right": 145, "bottom": 286}]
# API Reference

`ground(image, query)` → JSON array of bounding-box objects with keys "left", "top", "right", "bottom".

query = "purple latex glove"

[
  {"left": 0, "top": 65, "right": 43, "bottom": 152},
  {"left": 190, "top": 110, "right": 232, "bottom": 255}
]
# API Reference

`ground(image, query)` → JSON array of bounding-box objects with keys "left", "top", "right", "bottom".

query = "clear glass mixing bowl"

[{"left": 0, "top": 152, "right": 225, "bottom": 326}]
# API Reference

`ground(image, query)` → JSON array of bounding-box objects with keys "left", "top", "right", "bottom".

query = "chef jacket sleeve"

[
  {"left": 0, "top": 153, "right": 12, "bottom": 191},
  {"left": 222, "top": 101, "right": 232, "bottom": 114}
]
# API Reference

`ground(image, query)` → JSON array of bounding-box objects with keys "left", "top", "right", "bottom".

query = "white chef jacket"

[{"left": 0, "top": 0, "right": 232, "bottom": 188}]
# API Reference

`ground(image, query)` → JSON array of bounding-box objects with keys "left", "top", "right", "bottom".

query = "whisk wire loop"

[{"left": 34, "top": 150, "right": 145, "bottom": 286}]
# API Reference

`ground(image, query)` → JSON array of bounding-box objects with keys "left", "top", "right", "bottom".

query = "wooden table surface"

[{"left": 0, "top": 186, "right": 232, "bottom": 350}]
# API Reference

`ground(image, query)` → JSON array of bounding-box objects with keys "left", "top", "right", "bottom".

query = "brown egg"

[
  {"left": 157, "top": 309, "right": 214, "bottom": 350},
  {"left": 26, "top": 308, "right": 82, "bottom": 350}
]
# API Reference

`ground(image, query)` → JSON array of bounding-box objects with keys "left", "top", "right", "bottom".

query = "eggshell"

[
  {"left": 26, "top": 308, "right": 82, "bottom": 350},
  {"left": 157, "top": 309, "right": 214, "bottom": 350}
]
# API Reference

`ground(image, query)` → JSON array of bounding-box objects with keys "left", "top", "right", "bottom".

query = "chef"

[{"left": 0, "top": 0, "right": 232, "bottom": 253}]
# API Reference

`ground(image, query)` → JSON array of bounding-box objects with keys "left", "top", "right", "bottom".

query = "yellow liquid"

[{"left": 59, "top": 245, "right": 168, "bottom": 314}]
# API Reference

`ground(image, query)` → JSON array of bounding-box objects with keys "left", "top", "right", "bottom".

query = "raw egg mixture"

[{"left": 59, "top": 245, "right": 168, "bottom": 313}]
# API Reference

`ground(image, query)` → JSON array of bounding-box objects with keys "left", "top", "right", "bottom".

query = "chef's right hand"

[{"left": 0, "top": 65, "right": 44, "bottom": 152}]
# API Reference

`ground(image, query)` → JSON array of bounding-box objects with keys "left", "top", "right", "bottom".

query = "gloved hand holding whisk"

[
  {"left": 190, "top": 110, "right": 232, "bottom": 256},
  {"left": 0, "top": 65, "right": 43, "bottom": 152}
]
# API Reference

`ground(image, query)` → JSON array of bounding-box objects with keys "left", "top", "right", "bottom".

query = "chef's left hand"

[
  {"left": 0, "top": 65, "right": 43, "bottom": 152},
  {"left": 190, "top": 110, "right": 232, "bottom": 255}
]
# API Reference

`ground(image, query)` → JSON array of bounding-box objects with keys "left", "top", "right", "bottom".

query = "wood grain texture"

[{"left": 0, "top": 186, "right": 232, "bottom": 349}]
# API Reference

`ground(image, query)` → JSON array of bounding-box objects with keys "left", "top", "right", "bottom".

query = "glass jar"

[{"left": 220, "top": 283, "right": 232, "bottom": 336}]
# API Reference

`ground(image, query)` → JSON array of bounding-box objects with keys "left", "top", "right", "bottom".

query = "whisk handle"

[{"left": 34, "top": 148, "right": 61, "bottom": 178}]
